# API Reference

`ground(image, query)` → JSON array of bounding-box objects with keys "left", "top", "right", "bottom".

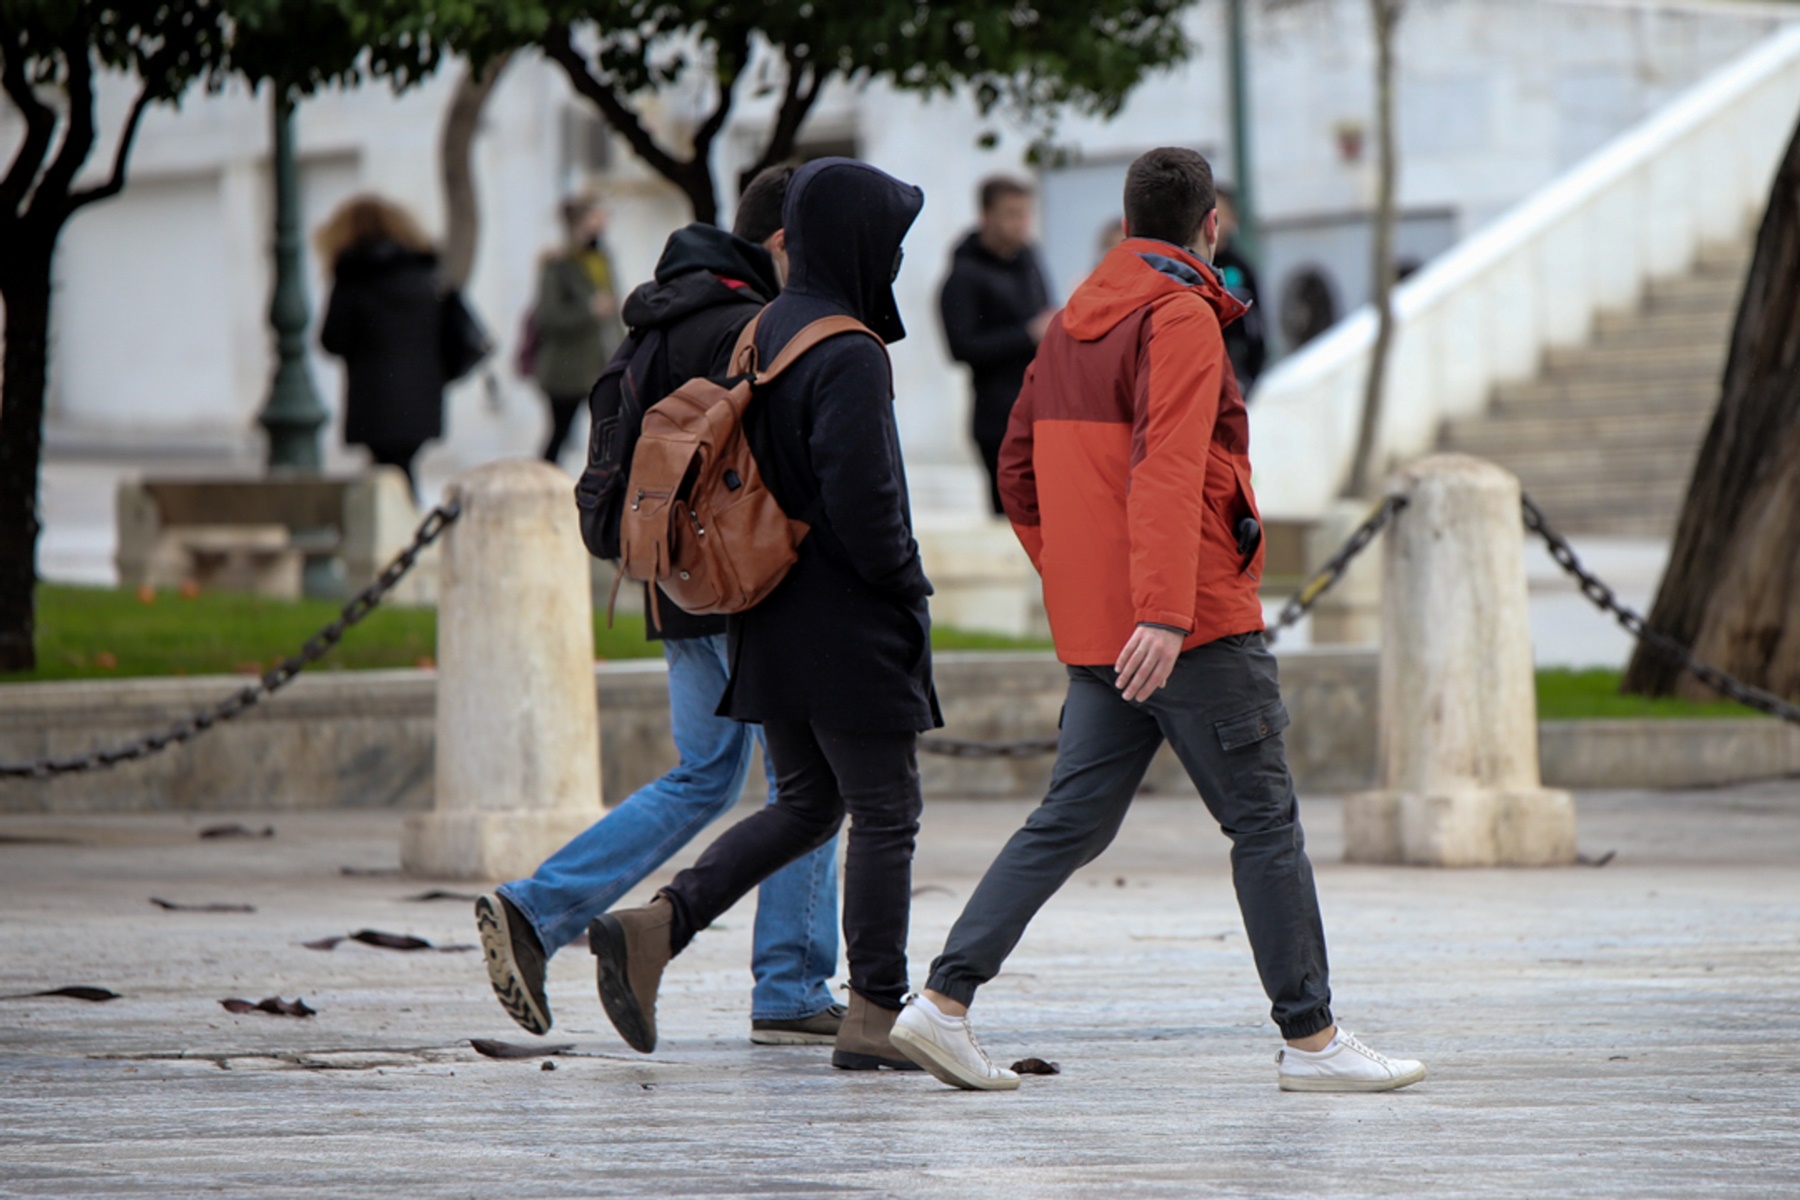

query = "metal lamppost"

[
  {"left": 257, "top": 85, "right": 326, "bottom": 471},
  {"left": 1226, "top": 0, "right": 1262, "bottom": 268}
]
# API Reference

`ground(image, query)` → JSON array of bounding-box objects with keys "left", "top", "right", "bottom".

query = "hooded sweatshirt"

[
  {"left": 613, "top": 223, "right": 781, "bottom": 640},
  {"left": 997, "top": 237, "right": 1263, "bottom": 667},
  {"left": 719, "top": 158, "right": 942, "bottom": 733}
]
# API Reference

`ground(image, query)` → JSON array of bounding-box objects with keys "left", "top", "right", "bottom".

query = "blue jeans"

[{"left": 498, "top": 634, "right": 840, "bottom": 1021}]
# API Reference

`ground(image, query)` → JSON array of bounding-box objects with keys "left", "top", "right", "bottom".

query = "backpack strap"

[
  {"left": 729, "top": 313, "right": 881, "bottom": 383},
  {"left": 757, "top": 316, "right": 880, "bottom": 383},
  {"left": 729, "top": 312, "right": 764, "bottom": 377}
]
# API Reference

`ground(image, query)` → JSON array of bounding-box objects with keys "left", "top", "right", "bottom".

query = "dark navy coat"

[{"left": 719, "top": 159, "right": 943, "bottom": 734}]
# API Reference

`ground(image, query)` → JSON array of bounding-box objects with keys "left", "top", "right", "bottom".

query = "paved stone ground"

[{"left": 2, "top": 784, "right": 1797, "bottom": 1198}]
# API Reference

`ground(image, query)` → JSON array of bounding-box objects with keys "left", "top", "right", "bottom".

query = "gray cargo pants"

[{"left": 924, "top": 632, "right": 1335, "bottom": 1040}]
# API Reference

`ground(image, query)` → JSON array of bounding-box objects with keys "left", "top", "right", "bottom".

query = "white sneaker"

[
  {"left": 891, "top": 999, "right": 1021, "bottom": 1091},
  {"left": 1277, "top": 1029, "right": 1426, "bottom": 1093}
]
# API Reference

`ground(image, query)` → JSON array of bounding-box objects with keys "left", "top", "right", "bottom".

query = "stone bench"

[{"left": 116, "top": 468, "right": 434, "bottom": 604}]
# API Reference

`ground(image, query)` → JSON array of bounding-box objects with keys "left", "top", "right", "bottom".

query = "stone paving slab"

[{"left": 1, "top": 784, "right": 1798, "bottom": 1198}]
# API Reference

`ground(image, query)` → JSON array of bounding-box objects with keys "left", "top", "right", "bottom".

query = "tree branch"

[
  {"left": 541, "top": 24, "right": 684, "bottom": 183},
  {"left": 0, "top": 36, "right": 60, "bottom": 215},
  {"left": 31, "top": 29, "right": 97, "bottom": 219},
  {"left": 66, "top": 71, "right": 158, "bottom": 214},
  {"left": 690, "top": 30, "right": 750, "bottom": 156},
  {"left": 740, "top": 44, "right": 823, "bottom": 186}
]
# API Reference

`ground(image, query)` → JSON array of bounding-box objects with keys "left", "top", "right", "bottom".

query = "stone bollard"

[
  {"left": 1343, "top": 454, "right": 1577, "bottom": 866},
  {"left": 402, "top": 460, "right": 602, "bottom": 880}
]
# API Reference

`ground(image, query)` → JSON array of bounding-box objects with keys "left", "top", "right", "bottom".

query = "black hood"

[
  {"left": 333, "top": 239, "right": 438, "bottom": 280},
  {"left": 621, "top": 223, "right": 780, "bottom": 331},
  {"left": 782, "top": 158, "right": 923, "bottom": 344}
]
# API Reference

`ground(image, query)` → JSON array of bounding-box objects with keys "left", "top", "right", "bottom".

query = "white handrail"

[{"left": 1248, "top": 23, "right": 1800, "bottom": 519}]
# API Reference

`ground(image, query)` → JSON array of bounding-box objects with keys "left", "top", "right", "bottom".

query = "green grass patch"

[
  {"left": 1534, "top": 668, "right": 1763, "bottom": 721},
  {"left": 4, "top": 584, "right": 1050, "bottom": 684}
]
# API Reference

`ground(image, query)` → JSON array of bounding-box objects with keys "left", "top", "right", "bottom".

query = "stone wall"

[{"left": 6, "top": 651, "right": 1794, "bottom": 814}]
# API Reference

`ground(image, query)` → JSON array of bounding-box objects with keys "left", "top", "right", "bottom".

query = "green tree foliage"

[
  {"left": 0, "top": 0, "right": 449, "bottom": 671},
  {"left": 434, "top": 1, "right": 1197, "bottom": 223}
]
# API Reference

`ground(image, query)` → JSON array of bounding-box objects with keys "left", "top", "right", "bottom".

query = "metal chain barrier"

[
  {"left": 13, "top": 485, "right": 1789, "bottom": 777},
  {"left": 918, "top": 495, "right": 1407, "bottom": 759},
  {"left": 1261, "top": 493, "right": 1408, "bottom": 648},
  {"left": 0, "top": 501, "right": 462, "bottom": 780},
  {"left": 1520, "top": 493, "right": 1800, "bottom": 726}
]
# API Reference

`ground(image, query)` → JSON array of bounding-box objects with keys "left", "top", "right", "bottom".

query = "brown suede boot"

[
  {"left": 587, "top": 895, "right": 675, "bottom": 1053},
  {"left": 831, "top": 992, "right": 926, "bottom": 1071}
]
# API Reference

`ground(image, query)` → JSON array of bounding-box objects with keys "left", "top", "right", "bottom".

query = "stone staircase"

[{"left": 1439, "top": 239, "right": 1750, "bottom": 538}]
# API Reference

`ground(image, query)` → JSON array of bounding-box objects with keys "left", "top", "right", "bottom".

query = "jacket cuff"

[
  {"left": 1138, "top": 622, "right": 1191, "bottom": 636},
  {"left": 1136, "top": 608, "right": 1193, "bottom": 633}
]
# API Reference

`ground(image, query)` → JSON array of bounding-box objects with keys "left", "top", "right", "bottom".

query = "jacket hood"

[
  {"left": 782, "top": 157, "right": 924, "bottom": 344},
  {"left": 621, "top": 223, "right": 779, "bottom": 331},
  {"left": 1062, "top": 238, "right": 1248, "bottom": 342},
  {"left": 333, "top": 239, "right": 438, "bottom": 280}
]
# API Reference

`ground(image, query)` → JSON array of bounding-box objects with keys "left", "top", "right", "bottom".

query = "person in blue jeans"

[{"left": 476, "top": 168, "right": 843, "bottom": 1046}]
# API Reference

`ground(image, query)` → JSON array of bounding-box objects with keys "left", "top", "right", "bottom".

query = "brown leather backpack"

[{"left": 613, "top": 312, "right": 881, "bottom": 624}]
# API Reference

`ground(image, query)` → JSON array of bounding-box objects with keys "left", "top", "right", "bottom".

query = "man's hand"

[{"left": 1114, "top": 625, "right": 1184, "bottom": 703}]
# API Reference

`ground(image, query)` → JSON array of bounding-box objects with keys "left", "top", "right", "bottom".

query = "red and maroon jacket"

[{"left": 998, "top": 237, "right": 1265, "bottom": 667}]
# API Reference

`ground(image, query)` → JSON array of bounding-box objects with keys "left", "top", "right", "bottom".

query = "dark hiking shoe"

[
  {"left": 830, "top": 992, "right": 925, "bottom": 1072},
  {"left": 750, "top": 1003, "right": 846, "bottom": 1046},
  {"left": 475, "top": 893, "right": 551, "bottom": 1036},
  {"left": 588, "top": 895, "right": 675, "bottom": 1053}
]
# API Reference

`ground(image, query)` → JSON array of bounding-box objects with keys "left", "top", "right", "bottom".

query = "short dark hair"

[
  {"left": 1123, "top": 148, "right": 1216, "bottom": 248},
  {"left": 734, "top": 164, "right": 795, "bottom": 244},
  {"left": 979, "top": 175, "right": 1032, "bottom": 213}
]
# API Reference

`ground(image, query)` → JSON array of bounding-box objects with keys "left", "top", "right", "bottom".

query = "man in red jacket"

[{"left": 892, "top": 148, "right": 1425, "bottom": 1094}]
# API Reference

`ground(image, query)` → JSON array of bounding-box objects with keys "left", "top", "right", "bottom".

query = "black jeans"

[
  {"left": 925, "top": 633, "right": 1334, "bottom": 1040},
  {"left": 541, "top": 392, "right": 586, "bottom": 463},
  {"left": 661, "top": 720, "right": 922, "bottom": 1010}
]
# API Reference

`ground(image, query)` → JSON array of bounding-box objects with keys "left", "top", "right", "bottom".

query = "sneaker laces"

[
  {"left": 1336, "top": 1030, "right": 1392, "bottom": 1067},
  {"left": 909, "top": 994, "right": 1002, "bottom": 1073}
]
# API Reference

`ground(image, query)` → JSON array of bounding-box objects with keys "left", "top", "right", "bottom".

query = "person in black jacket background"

[
  {"left": 476, "top": 168, "right": 847, "bottom": 1050},
  {"left": 317, "top": 195, "right": 445, "bottom": 494},
  {"left": 589, "top": 158, "right": 939, "bottom": 1075},
  {"left": 1214, "top": 185, "right": 1268, "bottom": 396},
  {"left": 938, "top": 177, "right": 1054, "bottom": 514}
]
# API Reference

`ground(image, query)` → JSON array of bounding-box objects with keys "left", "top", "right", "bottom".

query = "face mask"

[{"left": 890, "top": 246, "right": 905, "bottom": 284}]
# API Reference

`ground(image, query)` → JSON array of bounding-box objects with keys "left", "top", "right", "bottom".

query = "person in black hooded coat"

[
  {"left": 588, "top": 158, "right": 938, "bottom": 1075},
  {"left": 316, "top": 195, "right": 445, "bottom": 493}
]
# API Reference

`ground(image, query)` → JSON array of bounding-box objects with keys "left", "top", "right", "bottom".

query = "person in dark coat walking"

[
  {"left": 938, "top": 176, "right": 1055, "bottom": 514},
  {"left": 586, "top": 158, "right": 939, "bottom": 1075},
  {"left": 1214, "top": 185, "right": 1268, "bottom": 396},
  {"left": 317, "top": 195, "right": 445, "bottom": 493},
  {"left": 476, "top": 167, "right": 847, "bottom": 1050}
]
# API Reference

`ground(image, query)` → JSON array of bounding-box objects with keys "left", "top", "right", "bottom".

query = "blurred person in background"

[
  {"left": 1213, "top": 184, "right": 1267, "bottom": 396},
  {"left": 1095, "top": 215, "right": 1126, "bottom": 267},
  {"left": 532, "top": 193, "right": 624, "bottom": 465},
  {"left": 317, "top": 194, "right": 445, "bottom": 496},
  {"left": 939, "top": 176, "right": 1055, "bottom": 515}
]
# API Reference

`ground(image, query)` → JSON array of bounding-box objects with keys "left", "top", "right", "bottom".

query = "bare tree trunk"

[
  {"left": 439, "top": 53, "right": 510, "bottom": 290},
  {"left": 1623, "top": 116, "right": 1800, "bottom": 701},
  {"left": 0, "top": 244, "right": 54, "bottom": 673},
  {"left": 1343, "top": 0, "right": 1401, "bottom": 500}
]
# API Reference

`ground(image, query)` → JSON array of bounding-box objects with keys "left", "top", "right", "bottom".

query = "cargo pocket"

[{"left": 1212, "top": 699, "right": 1294, "bottom": 813}]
